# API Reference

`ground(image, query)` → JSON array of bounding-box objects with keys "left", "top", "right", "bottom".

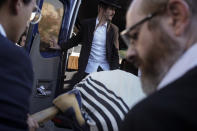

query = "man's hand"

[
  {"left": 49, "top": 46, "right": 61, "bottom": 50},
  {"left": 27, "top": 114, "right": 39, "bottom": 131},
  {"left": 49, "top": 36, "right": 61, "bottom": 50}
]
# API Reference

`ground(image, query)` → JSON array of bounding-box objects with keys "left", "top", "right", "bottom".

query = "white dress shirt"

[
  {"left": 0, "top": 24, "right": 6, "bottom": 37},
  {"left": 85, "top": 18, "right": 110, "bottom": 73},
  {"left": 158, "top": 44, "right": 197, "bottom": 90}
]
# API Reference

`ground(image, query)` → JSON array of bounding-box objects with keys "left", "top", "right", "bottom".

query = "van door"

[{"left": 27, "top": 0, "right": 81, "bottom": 130}]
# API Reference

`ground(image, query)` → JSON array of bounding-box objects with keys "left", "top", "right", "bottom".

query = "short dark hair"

[{"left": 0, "top": 0, "right": 32, "bottom": 8}]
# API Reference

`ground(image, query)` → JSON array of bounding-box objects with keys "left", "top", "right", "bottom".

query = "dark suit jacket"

[
  {"left": 121, "top": 66, "right": 197, "bottom": 131},
  {"left": 62, "top": 18, "right": 119, "bottom": 84},
  {"left": 0, "top": 34, "right": 33, "bottom": 131}
]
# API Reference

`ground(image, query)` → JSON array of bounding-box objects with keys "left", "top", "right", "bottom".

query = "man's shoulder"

[
  {"left": 173, "top": 66, "right": 197, "bottom": 85},
  {"left": 162, "top": 66, "right": 197, "bottom": 95},
  {"left": 110, "top": 23, "right": 119, "bottom": 31},
  {"left": 130, "top": 66, "right": 197, "bottom": 115},
  {"left": 81, "top": 18, "right": 96, "bottom": 25},
  {"left": 0, "top": 34, "right": 17, "bottom": 49},
  {"left": 0, "top": 34, "right": 19, "bottom": 54},
  {"left": 122, "top": 67, "right": 197, "bottom": 130},
  {"left": 0, "top": 34, "right": 32, "bottom": 69},
  {"left": 0, "top": 34, "right": 28, "bottom": 55},
  {"left": 122, "top": 88, "right": 175, "bottom": 130},
  {"left": 0, "top": 34, "right": 12, "bottom": 46}
]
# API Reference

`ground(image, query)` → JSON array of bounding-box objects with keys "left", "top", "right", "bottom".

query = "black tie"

[{"left": 97, "top": 66, "right": 103, "bottom": 72}]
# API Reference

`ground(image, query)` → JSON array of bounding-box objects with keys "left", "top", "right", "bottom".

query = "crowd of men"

[{"left": 0, "top": 0, "right": 196, "bottom": 130}]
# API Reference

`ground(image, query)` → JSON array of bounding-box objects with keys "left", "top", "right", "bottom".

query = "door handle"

[{"left": 37, "top": 85, "right": 52, "bottom": 96}]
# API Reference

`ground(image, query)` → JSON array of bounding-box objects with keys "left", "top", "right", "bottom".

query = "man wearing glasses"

[
  {"left": 120, "top": 0, "right": 197, "bottom": 130},
  {"left": 0, "top": 0, "right": 41, "bottom": 130}
]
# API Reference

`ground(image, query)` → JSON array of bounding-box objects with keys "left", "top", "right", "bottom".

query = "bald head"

[
  {"left": 129, "top": 0, "right": 197, "bottom": 17},
  {"left": 126, "top": 0, "right": 144, "bottom": 29},
  {"left": 124, "top": 0, "right": 197, "bottom": 94}
]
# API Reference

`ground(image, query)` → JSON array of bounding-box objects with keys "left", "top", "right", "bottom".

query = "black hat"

[{"left": 99, "top": 0, "right": 121, "bottom": 9}]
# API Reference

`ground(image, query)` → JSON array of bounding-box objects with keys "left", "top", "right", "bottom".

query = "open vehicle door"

[
  {"left": 24, "top": 0, "right": 130, "bottom": 130},
  {"left": 25, "top": 0, "right": 81, "bottom": 130}
]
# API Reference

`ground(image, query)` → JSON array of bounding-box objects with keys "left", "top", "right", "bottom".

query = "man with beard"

[
  {"left": 120, "top": 0, "right": 197, "bottom": 130},
  {"left": 52, "top": 0, "right": 120, "bottom": 87}
]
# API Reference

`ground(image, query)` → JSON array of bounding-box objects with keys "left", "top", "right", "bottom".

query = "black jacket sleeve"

[
  {"left": 60, "top": 21, "right": 85, "bottom": 51},
  {"left": 110, "top": 24, "right": 120, "bottom": 69}
]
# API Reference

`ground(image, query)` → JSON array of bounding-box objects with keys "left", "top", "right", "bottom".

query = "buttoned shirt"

[
  {"left": 0, "top": 24, "right": 6, "bottom": 37},
  {"left": 85, "top": 18, "right": 110, "bottom": 73},
  {"left": 158, "top": 44, "right": 197, "bottom": 90}
]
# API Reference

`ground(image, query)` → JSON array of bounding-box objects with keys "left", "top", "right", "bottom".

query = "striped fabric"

[{"left": 74, "top": 70, "right": 146, "bottom": 131}]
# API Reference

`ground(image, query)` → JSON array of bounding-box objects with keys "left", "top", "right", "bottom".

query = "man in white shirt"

[
  {"left": 120, "top": 0, "right": 197, "bottom": 130},
  {"left": 58, "top": 0, "right": 121, "bottom": 87}
]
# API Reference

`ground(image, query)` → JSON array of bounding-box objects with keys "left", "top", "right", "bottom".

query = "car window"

[{"left": 38, "top": 0, "right": 63, "bottom": 54}]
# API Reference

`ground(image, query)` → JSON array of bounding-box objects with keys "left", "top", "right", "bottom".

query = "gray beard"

[
  {"left": 140, "top": 63, "right": 170, "bottom": 95},
  {"left": 141, "top": 76, "right": 157, "bottom": 95},
  {"left": 139, "top": 25, "right": 185, "bottom": 95}
]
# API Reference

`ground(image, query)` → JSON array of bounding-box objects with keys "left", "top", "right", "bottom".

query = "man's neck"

[
  {"left": 0, "top": 10, "right": 9, "bottom": 38},
  {"left": 0, "top": 11, "right": 17, "bottom": 42},
  {"left": 97, "top": 14, "right": 108, "bottom": 26},
  {"left": 184, "top": 20, "right": 197, "bottom": 50},
  {"left": 0, "top": 4, "right": 19, "bottom": 43}
]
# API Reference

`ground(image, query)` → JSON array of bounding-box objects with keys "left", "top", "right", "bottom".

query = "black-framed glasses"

[{"left": 121, "top": 12, "right": 158, "bottom": 47}]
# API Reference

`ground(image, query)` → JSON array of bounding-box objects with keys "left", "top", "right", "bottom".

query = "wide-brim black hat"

[{"left": 99, "top": 0, "right": 121, "bottom": 9}]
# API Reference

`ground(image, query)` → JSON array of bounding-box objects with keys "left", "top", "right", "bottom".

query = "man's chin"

[
  {"left": 140, "top": 71, "right": 158, "bottom": 95},
  {"left": 107, "top": 17, "right": 113, "bottom": 22}
]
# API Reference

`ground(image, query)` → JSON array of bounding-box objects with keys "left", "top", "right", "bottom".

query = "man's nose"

[{"left": 126, "top": 46, "right": 137, "bottom": 63}]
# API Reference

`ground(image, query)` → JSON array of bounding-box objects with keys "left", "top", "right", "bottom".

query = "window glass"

[{"left": 39, "top": 0, "right": 63, "bottom": 53}]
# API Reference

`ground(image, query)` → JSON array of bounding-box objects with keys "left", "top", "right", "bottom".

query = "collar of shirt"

[
  {"left": 96, "top": 18, "right": 107, "bottom": 27},
  {"left": 158, "top": 44, "right": 197, "bottom": 90},
  {"left": 0, "top": 24, "right": 7, "bottom": 37}
]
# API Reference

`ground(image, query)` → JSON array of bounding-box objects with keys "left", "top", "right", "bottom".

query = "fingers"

[
  {"left": 48, "top": 38, "right": 61, "bottom": 49},
  {"left": 27, "top": 114, "right": 39, "bottom": 131}
]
